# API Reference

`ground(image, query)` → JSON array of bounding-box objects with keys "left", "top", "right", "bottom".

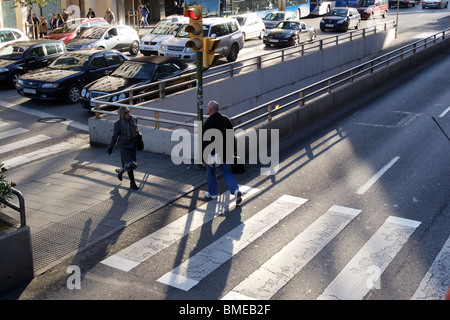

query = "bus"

[
  {"left": 184, "top": 0, "right": 311, "bottom": 19},
  {"left": 310, "top": 0, "right": 337, "bottom": 15}
]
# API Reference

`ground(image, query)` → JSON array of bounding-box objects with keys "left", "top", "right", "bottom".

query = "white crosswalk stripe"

[
  {"left": 317, "top": 216, "right": 421, "bottom": 300},
  {"left": 157, "top": 195, "right": 308, "bottom": 291},
  {"left": 0, "top": 121, "right": 78, "bottom": 169},
  {"left": 101, "top": 185, "right": 260, "bottom": 272},
  {"left": 411, "top": 234, "right": 450, "bottom": 300},
  {"left": 97, "top": 188, "right": 448, "bottom": 299},
  {"left": 222, "top": 205, "right": 362, "bottom": 300}
]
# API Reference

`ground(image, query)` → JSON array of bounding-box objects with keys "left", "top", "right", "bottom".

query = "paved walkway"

[{"left": 5, "top": 143, "right": 206, "bottom": 275}]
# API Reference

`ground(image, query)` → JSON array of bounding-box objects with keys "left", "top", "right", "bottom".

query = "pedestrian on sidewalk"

[
  {"left": 107, "top": 107, "right": 141, "bottom": 190},
  {"left": 202, "top": 100, "right": 242, "bottom": 205},
  {"left": 140, "top": 4, "right": 149, "bottom": 28}
]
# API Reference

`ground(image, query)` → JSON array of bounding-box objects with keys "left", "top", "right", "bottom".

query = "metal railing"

[
  {"left": 230, "top": 28, "right": 449, "bottom": 130},
  {"left": 91, "top": 21, "right": 396, "bottom": 127},
  {"left": 1, "top": 188, "right": 26, "bottom": 227}
]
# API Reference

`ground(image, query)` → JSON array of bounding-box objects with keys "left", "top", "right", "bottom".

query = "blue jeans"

[{"left": 206, "top": 163, "right": 239, "bottom": 196}]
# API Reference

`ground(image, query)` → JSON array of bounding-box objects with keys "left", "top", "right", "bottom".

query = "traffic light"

[
  {"left": 184, "top": 6, "right": 203, "bottom": 52},
  {"left": 203, "top": 37, "right": 220, "bottom": 68}
]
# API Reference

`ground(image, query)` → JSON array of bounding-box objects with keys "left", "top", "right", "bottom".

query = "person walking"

[
  {"left": 31, "top": 13, "right": 39, "bottom": 39},
  {"left": 40, "top": 15, "right": 48, "bottom": 37},
  {"left": 87, "top": 8, "right": 96, "bottom": 18},
  {"left": 104, "top": 8, "right": 115, "bottom": 24},
  {"left": 141, "top": 4, "right": 149, "bottom": 28},
  {"left": 202, "top": 100, "right": 242, "bottom": 204},
  {"left": 107, "top": 107, "right": 140, "bottom": 190}
]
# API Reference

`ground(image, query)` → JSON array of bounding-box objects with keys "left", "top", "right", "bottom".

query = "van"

[
  {"left": 158, "top": 17, "right": 244, "bottom": 63},
  {"left": 355, "top": 0, "right": 388, "bottom": 19}
]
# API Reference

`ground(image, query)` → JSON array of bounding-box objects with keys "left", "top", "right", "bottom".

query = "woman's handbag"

[{"left": 136, "top": 133, "right": 144, "bottom": 151}]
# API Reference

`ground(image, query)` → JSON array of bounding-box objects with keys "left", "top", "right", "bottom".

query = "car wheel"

[
  {"left": 129, "top": 41, "right": 139, "bottom": 55},
  {"left": 355, "top": 20, "right": 360, "bottom": 29},
  {"left": 242, "top": 32, "right": 247, "bottom": 41},
  {"left": 259, "top": 30, "right": 265, "bottom": 39},
  {"left": 291, "top": 35, "right": 300, "bottom": 46},
  {"left": 66, "top": 84, "right": 81, "bottom": 104},
  {"left": 9, "top": 71, "right": 22, "bottom": 88},
  {"left": 226, "top": 43, "right": 239, "bottom": 62},
  {"left": 310, "top": 31, "right": 317, "bottom": 41}
]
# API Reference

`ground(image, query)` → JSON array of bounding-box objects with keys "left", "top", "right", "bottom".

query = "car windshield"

[
  {"left": 48, "top": 53, "right": 90, "bottom": 71},
  {"left": 152, "top": 21, "right": 183, "bottom": 35},
  {"left": 276, "top": 22, "right": 300, "bottom": 30},
  {"left": 326, "top": 9, "right": 348, "bottom": 16},
  {"left": 50, "top": 20, "right": 83, "bottom": 34},
  {"left": 77, "top": 27, "right": 107, "bottom": 39},
  {"left": 111, "top": 61, "right": 157, "bottom": 80},
  {"left": 0, "top": 44, "right": 27, "bottom": 60},
  {"left": 176, "top": 24, "right": 209, "bottom": 38},
  {"left": 264, "top": 13, "right": 285, "bottom": 21},
  {"left": 357, "top": 0, "right": 374, "bottom": 6}
]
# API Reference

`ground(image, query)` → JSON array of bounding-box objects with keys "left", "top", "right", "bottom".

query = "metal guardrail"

[
  {"left": 1, "top": 188, "right": 26, "bottom": 227},
  {"left": 91, "top": 21, "right": 396, "bottom": 126},
  {"left": 229, "top": 27, "right": 449, "bottom": 130}
]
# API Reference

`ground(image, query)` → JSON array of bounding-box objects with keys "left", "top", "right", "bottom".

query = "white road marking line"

[
  {"left": 101, "top": 185, "right": 260, "bottom": 272},
  {"left": 0, "top": 128, "right": 29, "bottom": 140},
  {"left": 0, "top": 134, "right": 51, "bottom": 154},
  {"left": 2, "top": 142, "right": 76, "bottom": 169},
  {"left": 317, "top": 216, "right": 421, "bottom": 300},
  {"left": 438, "top": 106, "right": 450, "bottom": 118},
  {"left": 411, "top": 235, "right": 450, "bottom": 300},
  {"left": 356, "top": 156, "right": 400, "bottom": 195},
  {"left": 222, "top": 205, "right": 361, "bottom": 300},
  {"left": 157, "top": 195, "right": 308, "bottom": 291}
]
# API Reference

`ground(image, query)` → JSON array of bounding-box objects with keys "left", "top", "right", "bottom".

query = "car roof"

[
  {"left": 130, "top": 55, "right": 187, "bottom": 66},
  {"left": 202, "top": 17, "right": 238, "bottom": 25},
  {"left": 61, "top": 49, "right": 122, "bottom": 56},
  {"left": 8, "top": 40, "right": 63, "bottom": 46}
]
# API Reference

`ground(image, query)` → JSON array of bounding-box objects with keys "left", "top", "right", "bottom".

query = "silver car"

[
  {"left": 230, "top": 13, "right": 266, "bottom": 41},
  {"left": 159, "top": 17, "right": 244, "bottom": 63},
  {"left": 65, "top": 25, "right": 140, "bottom": 55}
]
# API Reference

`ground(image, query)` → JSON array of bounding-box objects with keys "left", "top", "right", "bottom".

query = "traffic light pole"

[{"left": 196, "top": 51, "right": 203, "bottom": 123}]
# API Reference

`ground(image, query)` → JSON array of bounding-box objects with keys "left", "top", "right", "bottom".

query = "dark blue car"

[
  {"left": 320, "top": 8, "right": 361, "bottom": 32},
  {"left": 16, "top": 49, "right": 128, "bottom": 103}
]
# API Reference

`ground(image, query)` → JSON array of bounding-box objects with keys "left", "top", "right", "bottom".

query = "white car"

[
  {"left": 422, "top": 0, "right": 448, "bottom": 8},
  {"left": 230, "top": 13, "right": 266, "bottom": 41},
  {"left": 0, "top": 28, "right": 29, "bottom": 49},
  {"left": 139, "top": 15, "right": 188, "bottom": 56}
]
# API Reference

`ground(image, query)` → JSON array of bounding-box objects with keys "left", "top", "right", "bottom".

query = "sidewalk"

[{"left": 4, "top": 142, "right": 206, "bottom": 275}]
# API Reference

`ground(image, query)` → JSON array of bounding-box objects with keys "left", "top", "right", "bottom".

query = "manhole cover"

[{"left": 38, "top": 117, "right": 67, "bottom": 123}]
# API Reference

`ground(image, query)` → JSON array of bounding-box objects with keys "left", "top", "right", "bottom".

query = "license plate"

[
  {"left": 168, "top": 53, "right": 180, "bottom": 58},
  {"left": 326, "top": 24, "right": 334, "bottom": 28},
  {"left": 23, "top": 88, "right": 36, "bottom": 94},
  {"left": 269, "top": 39, "right": 279, "bottom": 43}
]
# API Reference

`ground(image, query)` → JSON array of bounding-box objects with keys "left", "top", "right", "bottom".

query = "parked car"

[
  {"left": 263, "top": 20, "right": 316, "bottom": 47},
  {"left": 140, "top": 15, "right": 188, "bottom": 56},
  {"left": 422, "top": 0, "right": 448, "bottom": 8},
  {"left": 65, "top": 25, "right": 140, "bottom": 55},
  {"left": 355, "top": 0, "right": 389, "bottom": 20},
  {"left": 41, "top": 18, "right": 108, "bottom": 43},
  {"left": 320, "top": 8, "right": 361, "bottom": 32},
  {"left": 0, "top": 40, "right": 66, "bottom": 88},
  {"left": 230, "top": 13, "right": 266, "bottom": 41},
  {"left": 158, "top": 17, "right": 244, "bottom": 63},
  {"left": 388, "top": 0, "right": 415, "bottom": 8},
  {"left": 0, "top": 28, "right": 29, "bottom": 49},
  {"left": 80, "top": 56, "right": 196, "bottom": 110},
  {"left": 16, "top": 50, "right": 128, "bottom": 103},
  {"left": 262, "top": 11, "right": 298, "bottom": 29}
]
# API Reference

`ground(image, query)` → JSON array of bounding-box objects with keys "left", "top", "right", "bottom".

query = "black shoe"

[
  {"left": 130, "top": 182, "right": 139, "bottom": 190},
  {"left": 115, "top": 169, "right": 123, "bottom": 181}
]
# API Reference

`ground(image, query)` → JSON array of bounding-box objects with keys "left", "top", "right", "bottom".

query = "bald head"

[{"left": 207, "top": 100, "right": 219, "bottom": 114}]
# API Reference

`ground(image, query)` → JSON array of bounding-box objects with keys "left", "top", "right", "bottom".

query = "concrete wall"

[{"left": 89, "top": 27, "right": 405, "bottom": 159}]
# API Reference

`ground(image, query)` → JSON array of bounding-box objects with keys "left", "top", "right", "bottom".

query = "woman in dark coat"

[{"left": 107, "top": 107, "right": 140, "bottom": 190}]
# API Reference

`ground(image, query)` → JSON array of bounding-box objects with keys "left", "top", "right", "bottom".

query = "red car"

[{"left": 42, "top": 18, "right": 108, "bottom": 43}]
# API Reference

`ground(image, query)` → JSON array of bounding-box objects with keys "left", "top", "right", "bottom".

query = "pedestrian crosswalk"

[
  {"left": 99, "top": 185, "right": 449, "bottom": 300},
  {"left": 0, "top": 119, "right": 80, "bottom": 170}
]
